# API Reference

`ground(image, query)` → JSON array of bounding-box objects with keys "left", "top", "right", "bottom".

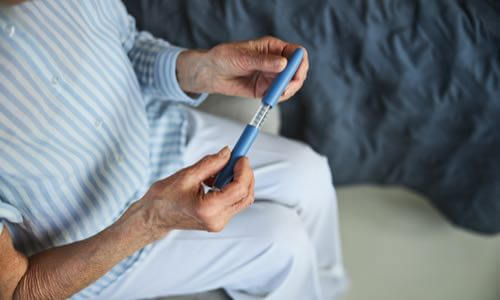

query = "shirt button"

[
  {"left": 3, "top": 24, "right": 15, "bottom": 38},
  {"left": 116, "top": 154, "right": 123, "bottom": 163},
  {"left": 51, "top": 75, "right": 61, "bottom": 85},
  {"left": 94, "top": 118, "right": 103, "bottom": 128}
]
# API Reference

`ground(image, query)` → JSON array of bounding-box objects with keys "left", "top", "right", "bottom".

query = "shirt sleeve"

[
  {"left": 0, "top": 201, "right": 23, "bottom": 232},
  {"left": 113, "top": 1, "right": 207, "bottom": 106}
]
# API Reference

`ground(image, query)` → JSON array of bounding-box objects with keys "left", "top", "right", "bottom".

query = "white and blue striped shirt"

[{"left": 0, "top": 0, "right": 206, "bottom": 298}]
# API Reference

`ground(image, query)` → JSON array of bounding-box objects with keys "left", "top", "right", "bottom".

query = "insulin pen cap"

[{"left": 261, "top": 47, "right": 305, "bottom": 108}]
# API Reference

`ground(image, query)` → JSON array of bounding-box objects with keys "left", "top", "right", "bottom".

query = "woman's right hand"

[{"left": 139, "top": 147, "right": 255, "bottom": 240}]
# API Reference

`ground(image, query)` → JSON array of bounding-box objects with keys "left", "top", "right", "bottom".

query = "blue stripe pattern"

[{"left": 0, "top": 0, "right": 206, "bottom": 298}]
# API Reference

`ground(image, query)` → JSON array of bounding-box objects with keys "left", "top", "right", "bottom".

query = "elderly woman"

[{"left": 0, "top": 0, "right": 347, "bottom": 299}]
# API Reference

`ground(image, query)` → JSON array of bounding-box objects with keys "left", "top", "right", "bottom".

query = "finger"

[
  {"left": 260, "top": 36, "right": 289, "bottom": 54},
  {"left": 228, "top": 170, "right": 255, "bottom": 215},
  {"left": 281, "top": 45, "right": 309, "bottom": 82},
  {"left": 246, "top": 52, "right": 287, "bottom": 73},
  {"left": 240, "top": 173, "right": 255, "bottom": 210},
  {"left": 209, "top": 163, "right": 255, "bottom": 232},
  {"left": 185, "top": 146, "right": 231, "bottom": 182},
  {"left": 279, "top": 79, "right": 304, "bottom": 101},
  {"left": 294, "top": 55, "right": 309, "bottom": 82},
  {"left": 261, "top": 71, "right": 279, "bottom": 80},
  {"left": 226, "top": 157, "right": 253, "bottom": 203},
  {"left": 265, "top": 42, "right": 309, "bottom": 97},
  {"left": 258, "top": 37, "right": 309, "bottom": 74},
  {"left": 205, "top": 157, "right": 253, "bottom": 205},
  {"left": 260, "top": 38, "right": 309, "bottom": 80},
  {"left": 254, "top": 73, "right": 278, "bottom": 98}
]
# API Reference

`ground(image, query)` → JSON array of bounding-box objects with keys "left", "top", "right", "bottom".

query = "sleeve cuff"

[
  {"left": 155, "top": 47, "right": 208, "bottom": 106},
  {"left": 0, "top": 202, "right": 23, "bottom": 225}
]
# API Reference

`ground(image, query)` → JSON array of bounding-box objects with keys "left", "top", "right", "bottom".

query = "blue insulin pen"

[{"left": 213, "top": 48, "right": 305, "bottom": 189}]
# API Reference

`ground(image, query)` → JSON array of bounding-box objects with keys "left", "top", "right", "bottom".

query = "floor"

[{"left": 338, "top": 186, "right": 500, "bottom": 300}]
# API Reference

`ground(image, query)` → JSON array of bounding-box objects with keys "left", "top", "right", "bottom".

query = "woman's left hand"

[{"left": 176, "top": 36, "right": 309, "bottom": 101}]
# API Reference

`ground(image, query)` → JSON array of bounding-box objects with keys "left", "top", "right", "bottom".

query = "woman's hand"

[
  {"left": 140, "top": 147, "right": 255, "bottom": 240},
  {"left": 176, "top": 36, "right": 309, "bottom": 101}
]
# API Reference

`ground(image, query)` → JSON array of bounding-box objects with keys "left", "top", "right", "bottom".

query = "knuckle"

[
  {"left": 181, "top": 166, "right": 196, "bottom": 178},
  {"left": 211, "top": 44, "right": 227, "bottom": 57},
  {"left": 148, "top": 181, "right": 163, "bottom": 195},
  {"left": 237, "top": 158, "right": 250, "bottom": 171},
  {"left": 241, "top": 156, "right": 250, "bottom": 165},
  {"left": 199, "top": 155, "right": 219, "bottom": 170},
  {"left": 235, "top": 185, "right": 249, "bottom": 199},
  {"left": 193, "top": 205, "right": 205, "bottom": 219},
  {"left": 236, "top": 54, "right": 253, "bottom": 69},
  {"left": 205, "top": 221, "right": 224, "bottom": 232},
  {"left": 246, "top": 194, "right": 255, "bottom": 207},
  {"left": 239, "top": 199, "right": 252, "bottom": 212},
  {"left": 178, "top": 175, "right": 192, "bottom": 190},
  {"left": 194, "top": 204, "right": 214, "bottom": 221},
  {"left": 261, "top": 35, "right": 276, "bottom": 42},
  {"left": 201, "top": 155, "right": 215, "bottom": 165}
]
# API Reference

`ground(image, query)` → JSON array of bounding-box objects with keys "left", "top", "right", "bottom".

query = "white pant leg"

[
  {"left": 96, "top": 109, "right": 347, "bottom": 300},
  {"left": 95, "top": 202, "right": 321, "bottom": 300},
  {"left": 183, "top": 109, "right": 348, "bottom": 299}
]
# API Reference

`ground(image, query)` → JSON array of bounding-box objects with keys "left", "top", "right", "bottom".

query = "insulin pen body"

[{"left": 213, "top": 48, "right": 305, "bottom": 189}]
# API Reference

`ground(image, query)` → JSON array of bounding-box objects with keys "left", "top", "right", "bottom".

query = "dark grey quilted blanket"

[{"left": 123, "top": 0, "right": 500, "bottom": 234}]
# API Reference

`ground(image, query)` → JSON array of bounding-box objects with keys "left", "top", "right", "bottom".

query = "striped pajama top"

[{"left": 0, "top": 0, "right": 206, "bottom": 298}]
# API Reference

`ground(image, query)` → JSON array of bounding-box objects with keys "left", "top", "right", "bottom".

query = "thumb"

[
  {"left": 247, "top": 53, "right": 287, "bottom": 73},
  {"left": 187, "top": 147, "right": 231, "bottom": 182}
]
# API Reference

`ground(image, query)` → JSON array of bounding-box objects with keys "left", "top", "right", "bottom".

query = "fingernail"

[
  {"left": 276, "top": 57, "right": 287, "bottom": 69},
  {"left": 219, "top": 146, "right": 230, "bottom": 156}
]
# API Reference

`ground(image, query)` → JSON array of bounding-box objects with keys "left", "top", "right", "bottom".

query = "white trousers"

[{"left": 97, "top": 109, "right": 348, "bottom": 300}]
